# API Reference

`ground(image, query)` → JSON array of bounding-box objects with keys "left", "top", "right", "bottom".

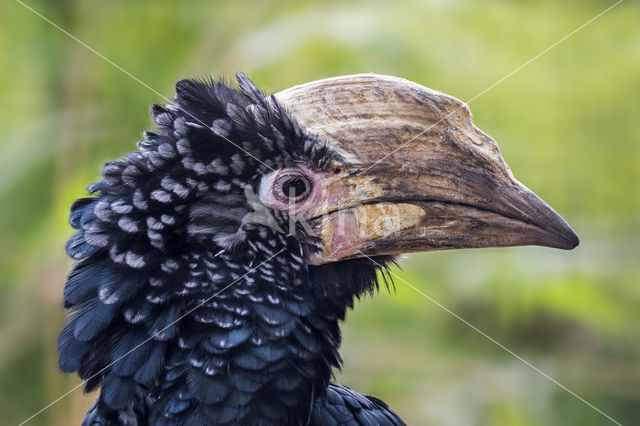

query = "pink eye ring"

[
  {"left": 258, "top": 165, "right": 322, "bottom": 214},
  {"left": 272, "top": 170, "right": 312, "bottom": 203}
]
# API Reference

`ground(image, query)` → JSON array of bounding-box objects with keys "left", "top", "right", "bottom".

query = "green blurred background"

[{"left": 1, "top": 0, "right": 638, "bottom": 424}]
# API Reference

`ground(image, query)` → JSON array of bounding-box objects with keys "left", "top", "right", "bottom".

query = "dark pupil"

[{"left": 281, "top": 177, "right": 307, "bottom": 198}]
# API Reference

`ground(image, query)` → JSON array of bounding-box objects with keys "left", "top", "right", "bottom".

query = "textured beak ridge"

[{"left": 274, "top": 74, "right": 578, "bottom": 264}]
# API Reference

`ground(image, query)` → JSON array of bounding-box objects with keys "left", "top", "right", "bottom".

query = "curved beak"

[{"left": 275, "top": 74, "right": 579, "bottom": 265}]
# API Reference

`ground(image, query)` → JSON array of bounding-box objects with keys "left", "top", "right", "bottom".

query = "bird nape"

[{"left": 58, "top": 73, "right": 578, "bottom": 426}]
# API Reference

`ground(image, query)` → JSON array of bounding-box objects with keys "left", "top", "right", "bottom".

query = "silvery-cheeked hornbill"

[{"left": 59, "top": 73, "right": 579, "bottom": 425}]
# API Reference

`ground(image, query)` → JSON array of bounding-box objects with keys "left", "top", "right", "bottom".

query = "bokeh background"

[{"left": 1, "top": 0, "right": 639, "bottom": 424}]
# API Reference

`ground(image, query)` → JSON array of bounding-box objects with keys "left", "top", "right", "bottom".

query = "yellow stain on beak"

[{"left": 309, "top": 203, "right": 424, "bottom": 264}]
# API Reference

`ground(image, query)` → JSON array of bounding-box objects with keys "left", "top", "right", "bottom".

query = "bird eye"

[{"left": 273, "top": 171, "right": 311, "bottom": 203}]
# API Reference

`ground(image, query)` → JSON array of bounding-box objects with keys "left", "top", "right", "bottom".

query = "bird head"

[{"left": 69, "top": 73, "right": 578, "bottom": 281}]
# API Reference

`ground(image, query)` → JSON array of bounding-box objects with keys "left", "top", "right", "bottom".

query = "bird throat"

[{"left": 152, "top": 246, "right": 351, "bottom": 424}]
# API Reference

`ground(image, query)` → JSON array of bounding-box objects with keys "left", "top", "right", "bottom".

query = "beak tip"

[
  {"left": 565, "top": 230, "right": 580, "bottom": 250},
  {"left": 550, "top": 222, "right": 579, "bottom": 250},
  {"left": 559, "top": 235, "right": 579, "bottom": 250}
]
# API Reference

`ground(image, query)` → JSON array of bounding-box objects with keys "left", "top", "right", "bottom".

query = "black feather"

[{"left": 72, "top": 299, "right": 118, "bottom": 342}]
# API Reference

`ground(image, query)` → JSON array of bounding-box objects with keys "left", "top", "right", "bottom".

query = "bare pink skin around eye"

[
  {"left": 259, "top": 165, "right": 365, "bottom": 264},
  {"left": 258, "top": 165, "right": 337, "bottom": 219}
]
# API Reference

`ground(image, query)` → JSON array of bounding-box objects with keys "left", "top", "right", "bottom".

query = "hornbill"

[{"left": 58, "top": 73, "right": 579, "bottom": 425}]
